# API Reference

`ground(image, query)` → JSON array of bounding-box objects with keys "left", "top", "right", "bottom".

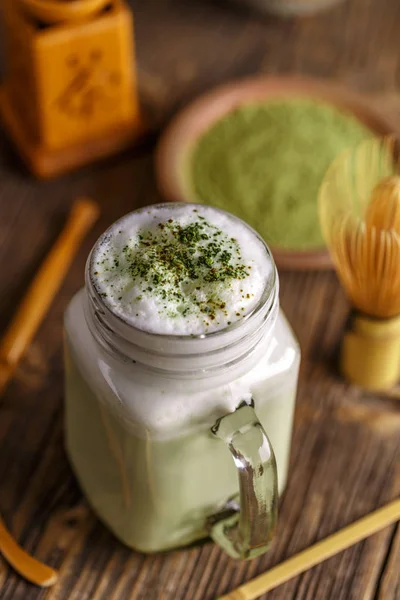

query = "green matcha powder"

[{"left": 188, "top": 98, "right": 372, "bottom": 250}]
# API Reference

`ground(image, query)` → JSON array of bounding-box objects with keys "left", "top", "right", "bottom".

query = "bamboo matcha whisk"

[{"left": 319, "top": 136, "right": 400, "bottom": 391}]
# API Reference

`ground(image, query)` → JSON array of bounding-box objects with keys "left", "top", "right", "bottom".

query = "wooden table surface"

[{"left": 1, "top": 0, "right": 400, "bottom": 598}]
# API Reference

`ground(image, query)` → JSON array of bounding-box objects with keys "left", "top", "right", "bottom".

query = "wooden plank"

[{"left": 0, "top": 0, "right": 400, "bottom": 598}]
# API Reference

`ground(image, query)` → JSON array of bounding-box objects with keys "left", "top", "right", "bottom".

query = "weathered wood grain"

[{"left": 1, "top": 0, "right": 400, "bottom": 598}]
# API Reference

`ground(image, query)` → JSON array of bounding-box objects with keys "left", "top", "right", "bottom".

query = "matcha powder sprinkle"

[
  {"left": 187, "top": 98, "right": 372, "bottom": 249},
  {"left": 91, "top": 205, "right": 271, "bottom": 335}
]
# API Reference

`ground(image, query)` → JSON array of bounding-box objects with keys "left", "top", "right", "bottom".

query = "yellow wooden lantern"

[{"left": 0, "top": 0, "right": 141, "bottom": 178}]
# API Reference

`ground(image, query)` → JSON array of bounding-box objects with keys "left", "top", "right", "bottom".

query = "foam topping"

[{"left": 91, "top": 204, "right": 272, "bottom": 335}]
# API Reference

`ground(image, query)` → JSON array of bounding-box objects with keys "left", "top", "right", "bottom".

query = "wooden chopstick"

[
  {"left": 218, "top": 498, "right": 400, "bottom": 600},
  {"left": 0, "top": 197, "right": 99, "bottom": 587},
  {"left": 0, "top": 197, "right": 99, "bottom": 395}
]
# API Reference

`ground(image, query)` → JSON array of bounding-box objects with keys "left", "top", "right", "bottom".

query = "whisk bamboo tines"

[
  {"left": 331, "top": 212, "right": 400, "bottom": 319},
  {"left": 365, "top": 175, "right": 400, "bottom": 234},
  {"left": 319, "top": 136, "right": 400, "bottom": 391}
]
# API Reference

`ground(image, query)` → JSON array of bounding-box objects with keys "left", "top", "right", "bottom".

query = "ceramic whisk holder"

[{"left": 0, "top": 0, "right": 141, "bottom": 177}]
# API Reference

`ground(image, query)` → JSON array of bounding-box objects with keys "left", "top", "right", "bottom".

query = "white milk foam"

[{"left": 91, "top": 204, "right": 271, "bottom": 335}]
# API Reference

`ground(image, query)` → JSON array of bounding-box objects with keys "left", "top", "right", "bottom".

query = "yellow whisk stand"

[{"left": 341, "top": 313, "right": 400, "bottom": 390}]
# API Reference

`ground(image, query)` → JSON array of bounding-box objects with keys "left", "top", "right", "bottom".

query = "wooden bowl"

[{"left": 155, "top": 75, "right": 396, "bottom": 270}]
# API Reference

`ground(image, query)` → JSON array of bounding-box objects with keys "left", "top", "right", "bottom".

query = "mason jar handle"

[{"left": 209, "top": 403, "right": 278, "bottom": 560}]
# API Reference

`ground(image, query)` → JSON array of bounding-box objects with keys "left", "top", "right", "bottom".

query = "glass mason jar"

[{"left": 64, "top": 206, "right": 300, "bottom": 560}]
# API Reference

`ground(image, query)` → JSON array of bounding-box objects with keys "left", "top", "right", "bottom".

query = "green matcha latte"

[{"left": 186, "top": 98, "right": 372, "bottom": 250}]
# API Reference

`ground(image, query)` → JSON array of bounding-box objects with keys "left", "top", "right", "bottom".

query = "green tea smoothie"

[{"left": 64, "top": 204, "right": 300, "bottom": 552}]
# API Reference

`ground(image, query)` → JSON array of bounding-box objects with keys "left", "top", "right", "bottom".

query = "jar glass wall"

[{"left": 64, "top": 296, "right": 299, "bottom": 553}]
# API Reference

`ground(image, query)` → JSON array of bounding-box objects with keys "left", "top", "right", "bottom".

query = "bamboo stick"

[
  {"left": 0, "top": 515, "right": 58, "bottom": 587},
  {"left": 218, "top": 498, "right": 400, "bottom": 600},
  {"left": 0, "top": 197, "right": 99, "bottom": 587},
  {"left": 0, "top": 197, "right": 99, "bottom": 395}
]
